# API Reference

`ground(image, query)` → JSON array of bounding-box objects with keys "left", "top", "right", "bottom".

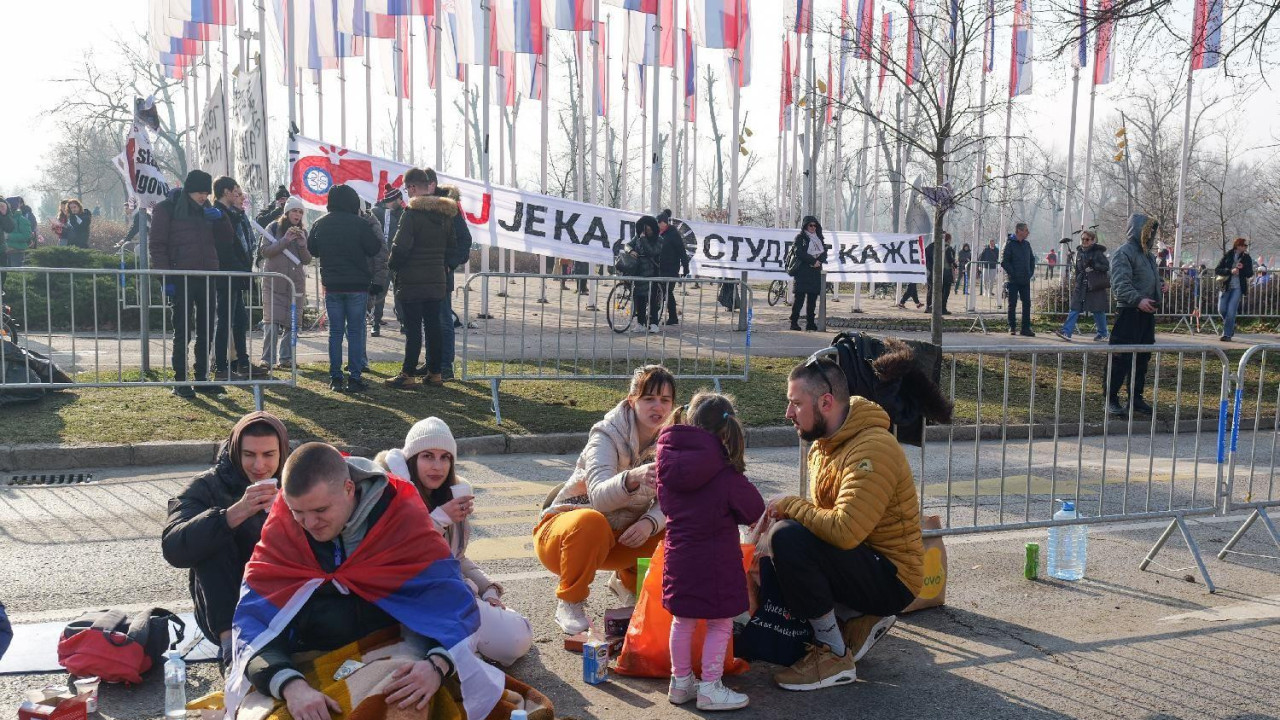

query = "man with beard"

[{"left": 764, "top": 356, "right": 924, "bottom": 692}]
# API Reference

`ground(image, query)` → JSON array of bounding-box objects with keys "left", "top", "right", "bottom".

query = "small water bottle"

[
  {"left": 1046, "top": 500, "right": 1088, "bottom": 581},
  {"left": 510, "top": 711, "right": 529, "bottom": 720},
  {"left": 163, "top": 650, "right": 187, "bottom": 720}
]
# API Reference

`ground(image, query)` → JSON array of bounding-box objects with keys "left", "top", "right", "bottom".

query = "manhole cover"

[{"left": 3, "top": 473, "right": 97, "bottom": 487}]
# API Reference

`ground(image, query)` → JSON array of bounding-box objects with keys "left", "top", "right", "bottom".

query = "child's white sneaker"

[
  {"left": 667, "top": 673, "right": 697, "bottom": 705},
  {"left": 555, "top": 599, "right": 590, "bottom": 634},
  {"left": 697, "top": 679, "right": 749, "bottom": 711}
]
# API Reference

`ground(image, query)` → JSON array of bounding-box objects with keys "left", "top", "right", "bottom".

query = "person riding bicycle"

[{"left": 623, "top": 216, "right": 664, "bottom": 334}]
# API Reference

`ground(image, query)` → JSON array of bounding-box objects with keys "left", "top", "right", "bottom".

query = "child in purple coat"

[{"left": 656, "top": 392, "right": 766, "bottom": 712}]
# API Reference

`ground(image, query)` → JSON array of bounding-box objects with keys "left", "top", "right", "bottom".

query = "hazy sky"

[{"left": 2, "top": 0, "right": 1275, "bottom": 211}]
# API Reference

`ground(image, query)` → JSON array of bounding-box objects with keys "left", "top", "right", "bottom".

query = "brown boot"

[
  {"left": 384, "top": 373, "right": 419, "bottom": 388},
  {"left": 426, "top": 373, "right": 445, "bottom": 387}
]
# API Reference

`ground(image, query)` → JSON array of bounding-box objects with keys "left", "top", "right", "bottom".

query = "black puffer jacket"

[
  {"left": 791, "top": 216, "right": 828, "bottom": 295},
  {"left": 161, "top": 412, "right": 290, "bottom": 639},
  {"left": 1001, "top": 236, "right": 1036, "bottom": 283},
  {"left": 61, "top": 209, "right": 92, "bottom": 248},
  {"left": 625, "top": 216, "right": 664, "bottom": 278},
  {"left": 307, "top": 184, "right": 382, "bottom": 292},
  {"left": 658, "top": 225, "right": 691, "bottom": 277},
  {"left": 390, "top": 193, "right": 456, "bottom": 302},
  {"left": 213, "top": 202, "right": 257, "bottom": 291}
]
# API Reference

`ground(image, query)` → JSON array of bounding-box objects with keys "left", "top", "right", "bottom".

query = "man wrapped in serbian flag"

[{"left": 219, "top": 443, "right": 552, "bottom": 720}]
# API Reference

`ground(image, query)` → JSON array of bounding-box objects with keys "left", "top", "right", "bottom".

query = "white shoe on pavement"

[
  {"left": 608, "top": 573, "right": 637, "bottom": 606},
  {"left": 555, "top": 599, "right": 590, "bottom": 635},
  {"left": 697, "top": 679, "right": 750, "bottom": 711},
  {"left": 668, "top": 673, "right": 697, "bottom": 705},
  {"left": 648, "top": 323, "right": 660, "bottom": 333}
]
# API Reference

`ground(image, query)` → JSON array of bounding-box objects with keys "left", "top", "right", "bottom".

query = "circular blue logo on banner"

[{"left": 303, "top": 167, "right": 333, "bottom": 196}]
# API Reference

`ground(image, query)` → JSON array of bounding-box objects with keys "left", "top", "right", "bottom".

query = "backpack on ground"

[
  {"left": 717, "top": 281, "right": 740, "bottom": 311},
  {"left": 57, "top": 608, "right": 185, "bottom": 684}
]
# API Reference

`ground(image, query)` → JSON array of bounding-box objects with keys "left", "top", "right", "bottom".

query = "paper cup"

[
  {"left": 73, "top": 677, "right": 100, "bottom": 713},
  {"left": 255, "top": 478, "right": 279, "bottom": 488},
  {"left": 450, "top": 484, "right": 473, "bottom": 500}
]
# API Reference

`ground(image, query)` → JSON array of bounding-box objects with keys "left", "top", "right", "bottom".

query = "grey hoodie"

[
  {"left": 541, "top": 400, "right": 666, "bottom": 534},
  {"left": 1109, "top": 214, "right": 1160, "bottom": 309},
  {"left": 338, "top": 456, "right": 390, "bottom": 557}
]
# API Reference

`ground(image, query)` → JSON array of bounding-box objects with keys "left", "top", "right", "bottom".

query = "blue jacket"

[
  {"left": 1109, "top": 214, "right": 1160, "bottom": 309},
  {"left": 1000, "top": 236, "right": 1035, "bottom": 283}
]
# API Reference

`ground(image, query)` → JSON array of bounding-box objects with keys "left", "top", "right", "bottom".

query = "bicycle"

[
  {"left": 606, "top": 280, "right": 634, "bottom": 333},
  {"left": 767, "top": 280, "right": 790, "bottom": 306}
]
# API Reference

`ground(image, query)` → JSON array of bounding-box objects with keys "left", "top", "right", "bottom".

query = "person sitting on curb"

[
  {"left": 534, "top": 364, "right": 676, "bottom": 634},
  {"left": 161, "top": 411, "right": 290, "bottom": 667},
  {"left": 765, "top": 356, "right": 924, "bottom": 692},
  {"left": 377, "top": 416, "right": 534, "bottom": 666}
]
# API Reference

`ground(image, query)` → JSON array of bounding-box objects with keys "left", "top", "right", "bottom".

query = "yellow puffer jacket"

[{"left": 776, "top": 397, "right": 925, "bottom": 596}]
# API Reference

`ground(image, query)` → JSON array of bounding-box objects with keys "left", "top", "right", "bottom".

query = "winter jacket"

[
  {"left": 4, "top": 211, "right": 33, "bottom": 251},
  {"left": 1110, "top": 213, "right": 1160, "bottom": 309},
  {"left": 255, "top": 203, "right": 285, "bottom": 229},
  {"left": 1215, "top": 249, "right": 1254, "bottom": 298},
  {"left": 150, "top": 191, "right": 229, "bottom": 272},
  {"left": 0, "top": 209, "right": 14, "bottom": 239},
  {"left": 61, "top": 209, "right": 92, "bottom": 248},
  {"left": 246, "top": 457, "right": 445, "bottom": 699},
  {"left": 977, "top": 244, "right": 1000, "bottom": 268},
  {"left": 307, "top": 184, "right": 382, "bottom": 293},
  {"left": 623, "top": 216, "right": 664, "bottom": 278},
  {"left": 378, "top": 449, "right": 500, "bottom": 598},
  {"left": 957, "top": 247, "right": 972, "bottom": 274},
  {"left": 390, "top": 193, "right": 455, "bottom": 302},
  {"left": 260, "top": 220, "right": 312, "bottom": 326},
  {"left": 924, "top": 241, "right": 956, "bottom": 285},
  {"left": 540, "top": 399, "right": 667, "bottom": 534},
  {"left": 213, "top": 202, "right": 257, "bottom": 291},
  {"left": 775, "top": 397, "right": 925, "bottom": 597},
  {"left": 657, "top": 226, "right": 691, "bottom": 277},
  {"left": 362, "top": 213, "right": 391, "bottom": 291},
  {"left": 1000, "top": 236, "right": 1035, "bottom": 283},
  {"left": 791, "top": 215, "right": 828, "bottom": 295},
  {"left": 656, "top": 425, "right": 764, "bottom": 619},
  {"left": 1070, "top": 242, "right": 1111, "bottom": 313},
  {"left": 437, "top": 185, "right": 474, "bottom": 292},
  {"left": 161, "top": 413, "right": 290, "bottom": 640}
]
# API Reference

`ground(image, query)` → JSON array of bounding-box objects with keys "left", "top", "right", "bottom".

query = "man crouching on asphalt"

[{"left": 766, "top": 356, "right": 924, "bottom": 691}]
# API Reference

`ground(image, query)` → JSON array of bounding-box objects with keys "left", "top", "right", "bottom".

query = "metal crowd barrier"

[
  {"left": 1221, "top": 344, "right": 1280, "bottom": 561},
  {"left": 0, "top": 267, "right": 298, "bottom": 410},
  {"left": 905, "top": 342, "right": 1232, "bottom": 591},
  {"left": 461, "top": 272, "right": 751, "bottom": 423}
]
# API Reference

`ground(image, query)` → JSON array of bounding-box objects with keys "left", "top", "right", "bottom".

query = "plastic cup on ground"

[{"left": 73, "top": 677, "right": 100, "bottom": 713}]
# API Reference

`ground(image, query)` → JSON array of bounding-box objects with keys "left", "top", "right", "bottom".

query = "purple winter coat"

[{"left": 656, "top": 425, "right": 766, "bottom": 619}]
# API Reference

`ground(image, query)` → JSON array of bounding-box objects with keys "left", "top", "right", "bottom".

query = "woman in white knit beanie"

[{"left": 376, "top": 416, "right": 533, "bottom": 666}]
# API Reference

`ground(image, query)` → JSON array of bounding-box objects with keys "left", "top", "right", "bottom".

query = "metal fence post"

[
  {"left": 736, "top": 270, "right": 748, "bottom": 331},
  {"left": 137, "top": 210, "right": 152, "bottom": 374}
]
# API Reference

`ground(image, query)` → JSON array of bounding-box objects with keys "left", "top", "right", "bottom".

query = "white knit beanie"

[
  {"left": 402, "top": 416, "right": 457, "bottom": 459},
  {"left": 282, "top": 196, "right": 306, "bottom": 215}
]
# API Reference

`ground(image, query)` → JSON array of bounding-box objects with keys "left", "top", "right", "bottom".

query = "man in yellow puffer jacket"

[{"left": 768, "top": 356, "right": 924, "bottom": 692}]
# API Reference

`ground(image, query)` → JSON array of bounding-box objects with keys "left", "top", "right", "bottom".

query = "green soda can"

[{"left": 1024, "top": 542, "right": 1040, "bottom": 579}]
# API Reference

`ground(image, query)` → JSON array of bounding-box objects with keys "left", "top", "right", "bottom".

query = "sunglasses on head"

[{"left": 803, "top": 350, "right": 839, "bottom": 396}]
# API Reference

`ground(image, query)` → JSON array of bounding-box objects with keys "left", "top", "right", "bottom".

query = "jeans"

[
  {"left": 213, "top": 282, "right": 248, "bottom": 373},
  {"left": 401, "top": 298, "right": 443, "bottom": 375},
  {"left": 170, "top": 276, "right": 212, "bottom": 382},
  {"left": 768, "top": 520, "right": 915, "bottom": 621},
  {"left": 325, "top": 291, "right": 368, "bottom": 380},
  {"left": 1107, "top": 308, "right": 1156, "bottom": 401},
  {"left": 1006, "top": 281, "right": 1032, "bottom": 332},
  {"left": 1219, "top": 287, "right": 1242, "bottom": 338},
  {"left": 1061, "top": 310, "right": 1108, "bottom": 338}
]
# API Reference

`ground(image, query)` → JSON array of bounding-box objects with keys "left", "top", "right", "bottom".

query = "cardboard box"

[{"left": 18, "top": 690, "right": 90, "bottom": 720}]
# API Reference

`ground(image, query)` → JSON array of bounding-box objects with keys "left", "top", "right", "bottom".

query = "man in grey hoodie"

[{"left": 1106, "top": 213, "right": 1161, "bottom": 416}]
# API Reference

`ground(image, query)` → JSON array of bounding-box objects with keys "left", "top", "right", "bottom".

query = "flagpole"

[
  {"left": 669, "top": 0, "right": 679, "bottom": 215},
  {"left": 318, "top": 72, "right": 326, "bottom": 143},
  {"left": 480, "top": 0, "right": 493, "bottom": 318},
  {"left": 689, "top": 71, "right": 697, "bottom": 219},
  {"left": 257, "top": 0, "right": 269, "bottom": 191},
  {"left": 1172, "top": 65, "right": 1195, "bottom": 262},
  {"left": 1000, "top": 97, "right": 1013, "bottom": 241},
  {"left": 621, "top": 65, "right": 631, "bottom": 209},
  {"left": 409, "top": 22, "right": 416, "bottom": 165},
  {"left": 286, "top": 0, "right": 296, "bottom": 133},
  {"left": 436, "top": 13, "right": 445, "bottom": 168},
  {"left": 1059, "top": 65, "right": 1081, "bottom": 245},
  {"left": 298, "top": 75, "right": 305, "bottom": 134},
  {"left": 650, "top": 8, "right": 662, "bottom": 213},
  {"left": 237, "top": 0, "right": 247, "bottom": 70},
  {"left": 730, "top": 48, "right": 744, "bottom": 330},
  {"left": 540, "top": 28, "right": 549, "bottom": 192},
  {"left": 1079, "top": 81, "right": 1097, "bottom": 232},
  {"left": 365, "top": 29, "right": 373, "bottom": 153},
  {"left": 833, "top": 46, "right": 844, "bottom": 230},
  {"left": 396, "top": 22, "right": 405, "bottom": 162},
  {"left": 576, "top": 32, "right": 585, "bottom": 201},
  {"left": 591, "top": 15, "right": 600, "bottom": 204},
  {"left": 641, "top": 100, "right": 648, "bottom": 209}
]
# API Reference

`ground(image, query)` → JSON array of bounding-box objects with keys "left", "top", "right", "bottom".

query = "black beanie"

[
  {"left": 184, "top": 170, "right": 213, "bottom": 195},
  {"left": 275, "top": 185, "right": 290, "bottom": 200}
]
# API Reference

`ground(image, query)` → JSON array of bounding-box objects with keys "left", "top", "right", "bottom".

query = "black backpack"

[
  {"left": 784, "top": 242, "right": 800, "bottom": 276},
  {"left": 827, "top": 331, "right": 952, "bottom": 445}
]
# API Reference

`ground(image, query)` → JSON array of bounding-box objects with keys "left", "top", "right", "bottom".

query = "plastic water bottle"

[
  {"left": 1046, "top": 501, "right": 1088, "bottom": 581},
  {"left": 510, "top": 712, "right": 529, "bottom": 720},
  {"left": 163, "top": 650, "right": 187, "bottom": 720}
]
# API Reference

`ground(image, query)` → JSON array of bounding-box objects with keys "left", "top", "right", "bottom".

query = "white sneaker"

[
  {"left": 668, "top": 673, "right": 697, "bottom": 705},
  {"left": 630, "top": 323, "right": 646, "bottom": 334},
  {"left": 555, "top": 599, "right": 590, "bottom": 635},
  {"left": 697, "top": 679, "right": 749, "bottom": 711},
  {"left": 608, "top": 573, "right": 637, "bottom": 606},
  {"left": 648, "top": 323, "right": 660, "bottom": 333}
]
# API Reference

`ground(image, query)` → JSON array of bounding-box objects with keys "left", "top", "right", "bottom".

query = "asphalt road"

[{"left": 2, "top": 447, "right": 1278, "bottom": 720}]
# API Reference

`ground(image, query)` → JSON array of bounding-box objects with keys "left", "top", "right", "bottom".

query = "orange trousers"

[{"left": 534, "top": 509, "right": 664, "bottom": 603}]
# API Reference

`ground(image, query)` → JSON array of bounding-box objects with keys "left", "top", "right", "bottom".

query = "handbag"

[
  {"left": 613, "top": 247, "right": 642, "bottom": 276},
  {"left": 733, "top": 557, "right": 814, "bottom": 666},
  {"left": 1084, "top": 269, "right": 1110, "bottom": 292}
]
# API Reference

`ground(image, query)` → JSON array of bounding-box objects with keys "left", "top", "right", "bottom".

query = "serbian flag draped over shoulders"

[{"left": 225, "top": 474, "right": 501, "bottom": 720}]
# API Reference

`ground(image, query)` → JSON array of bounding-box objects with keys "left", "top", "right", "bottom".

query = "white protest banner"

[
  {"left": 114, "top": 121, "right": 172, "bottom": 209},
  {"left": 232, "top": 68, "right": 269, "bottom": 209},
  {"left": 289, "top": 135, "right": 926, "bottom": 282},
  {"left": 197, "top": 78, "right": 230, "bottom": 178}
]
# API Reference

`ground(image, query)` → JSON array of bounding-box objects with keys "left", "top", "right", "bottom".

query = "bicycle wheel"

[
  {"left": 607, "top": 282, "right": 634, "bottom": 333},
  {"left": 768, "top": 280, "right": 786, "bottom": 306}
]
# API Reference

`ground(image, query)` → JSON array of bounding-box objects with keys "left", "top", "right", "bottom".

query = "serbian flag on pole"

[
  {"left": 497, "top": 0, "right": 546, "bottom": 54},
  {"left": 780, "top": 32, "right": 792, "bottom": 131},
  {"left": 1072, "top": 0, "right": 1087, "bottom": 68},
  {"left": 604, "top": 0, "right": 657, "bottom": 12},
  {"left": 392, "top": 15, "right": 411, "bottom": 99},
  {"left": 683, "top": 25, "right": 697, "bottom": 121},
  {"left": 1009, "top": 0, "right": 1033, "bottom": 97},
  {"left": 339, "top": 0, "right": 397, "bottom": 38},
  {"left": 729, "top": 0, "right": 751, "bottom": 87},
  {"left": 543, "top": 0, "right": 593, "bottom": 31},
  {"left": 425, "top": 15, "right": 440, "bottom": 88},
  {"left": 1191, "top": 0, "right": 1223, "bottom": 71},
  {"left": 689, "top": 0, "right": 743, "bottom": 49},
  {"left": 1093, "top": 0, "right": 1114, "bottom": 84},
  {"left": 168, "top": 0, "right": 237, "bottom": 25},
  {"left": 785, "top": 0, "right": 812, "bottom": 35},
  {"left": 378, "top": 0, "right": 434, "bottom": 14},
  {"left": 853, "top": 0, "right": 874, "bottom": 60},
  {"left": 982, "top": 0, "right": 995, "bottom": 73},
  {"left": 594, "top": 20, "right": 609, "bottom": 116},
  {"left": 825, "top": 51, "right": 834, "bottom": 125},
  {"left": 497, "top": 50, "right": 517, "bottom": 106},
  {"left": 878, "top": 12, "right": 892, "bottom": 95},
  {"left": 529, "top": 52, "right": 546, "bottom": 100},
  {"left": 905, "top": 0, "right": 921, "bottom": 86},
  {"left": 225, "top": 470, "right": 505, "bottom": 720}
]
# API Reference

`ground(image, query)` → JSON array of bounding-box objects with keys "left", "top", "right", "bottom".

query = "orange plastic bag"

[{"left": 612, "top": 543, "right": 754, "bottom": 678}]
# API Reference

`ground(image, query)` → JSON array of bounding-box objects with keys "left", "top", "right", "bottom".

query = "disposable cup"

[
  {"left": 451, "top": 484, "right": 473, "bottom": 500},
  {"left": 73, "top": 677, "right": 100, "bottom": 713}
]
